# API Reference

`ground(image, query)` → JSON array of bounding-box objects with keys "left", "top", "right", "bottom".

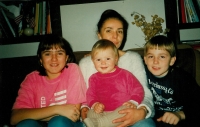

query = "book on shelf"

[
  {"left": 42, "top": 1, "right": 46, "bottom": 35},
  {"left": 184, "top": 0, "right": 190, "bottom": 23},
  {"left": 46, "top": 1, "right": 52, "bottom": 34},
  {"left": 188, "top": 0, "right": 199, "bottom": 22},
  {"left": 0, "top": 8, "right": 16, "bottom": 37},
  {"left": 0, "top": 7, "right": 17, "bottom": 38},
  {"left": 38, "top": 2, "right": 43, "bottom": 35},
  {"left": 185, "top": 0, "right": 199, "bottom": 23},
  {"left": 196, "top": 0, "right": 200, "bottom": 9},
  {"left": 180, "top": 0, "right": 187, "bottom": 23},
  {"left": 34, "top": 2, "right": 39, "bottom": 35},
  {"left": 17, "top": 3, "right": 23, "bottom": 37},
  {"left": 176, "top": 0, "right": 180, "bottom": 23}
]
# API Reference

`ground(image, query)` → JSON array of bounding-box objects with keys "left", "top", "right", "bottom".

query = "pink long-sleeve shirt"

[
  {"left": 86, "top": 66, "right": 144, "bottom": 111},
  {"left": 12, "top": 63, "right": 87, "bottom": 109}
]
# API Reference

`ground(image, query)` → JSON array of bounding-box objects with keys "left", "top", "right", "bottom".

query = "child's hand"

[
  {"left": 57, "top": 104, "right": 80, "bottom": 122},
  {"left": 93, "top": 102, "right": 105, "bottom": 113},
  {"left": 123, "top": 102, "right": 137, "bottom": 108},
  {"left": 157, "top": 111, "right": 182, "bottom": 125},
  {"left": 81, "top": 107, "right": 89, "bottom": 120}
]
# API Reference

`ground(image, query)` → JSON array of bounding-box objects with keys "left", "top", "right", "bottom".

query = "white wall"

[
  {"left": 60, "top": 0, "right": 166, "bottom": 51},
  {"left": 180, "top": 28, "right": 200, "bottom": 41},
  {"left": 1, "top": 0, "right": 199, "bottom": 59},
  {"left": 0, "top": 42, "right": 39, "bottom": 59}
]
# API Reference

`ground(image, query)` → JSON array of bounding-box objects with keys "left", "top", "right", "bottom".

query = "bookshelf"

[
  {"left": 0, "top": 0, "right": 62, "bottom": 45},
  {"left": 164, "top": 0, "right": 200, "bottom": 45},
  {"left": 0, "top": 0, "right": 121, "bottom": 45}
]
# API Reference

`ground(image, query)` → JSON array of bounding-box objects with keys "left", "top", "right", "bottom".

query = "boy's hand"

[
  {"left": 93, "top": 102, "right": 105, "bottom": 113},
  {"left": 157, "top": 111, "right": 183, "bottom": 125}
]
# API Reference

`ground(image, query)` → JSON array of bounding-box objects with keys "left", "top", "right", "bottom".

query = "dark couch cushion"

[{"left": 0, "top": 56, "right": 38, "bottom": 126}]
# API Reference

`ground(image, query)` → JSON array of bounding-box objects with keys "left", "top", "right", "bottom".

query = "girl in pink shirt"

[
  {"left": 83, "top": 39, "right": 144, "bottom": 127},
  {"left": 10, "top": 35, "right": 87, "bottom": 127}
]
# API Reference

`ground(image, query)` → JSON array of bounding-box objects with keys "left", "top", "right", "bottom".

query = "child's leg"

[
  {"left": 84, "top": 105, "right": 127, "bottom": 127},
  {"left": 83, "top": 109, "right": 104, "bottom": 127},
  {"left": 87, "top": 109, "right": 104, "bottom": 118},
  {"left": 48, "top": 115, "right": 84, "bottom": 127},
  {"left": 16, "top": 119, "right": 42, "bottom": 127}
]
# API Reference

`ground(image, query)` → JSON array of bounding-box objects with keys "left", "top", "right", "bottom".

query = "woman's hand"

[
  {"left": 157, "top": 111, "right": 185, "bottom": 125},
  {"left": 81, "top": 107, "right": 89, "bottom": 120},
  {"left": 93, "top": 102, "right": 105, "bottom": 113},
  {"left": 113, "top": 107, "right": 146, "bottom": 127},
  {"left": 57, "top": 104, "right": 80, "bottom": 122},
  {"left": 123, "top": 102, "right": 137, "bottom": 108}
]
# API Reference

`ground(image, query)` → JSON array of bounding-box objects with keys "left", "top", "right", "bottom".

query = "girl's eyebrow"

[
  {"left": 105, "top": 27, "right": 123, "bottom": 30},
  {"left": 42, "top": 49, "right": 65, "bottom": 53},
  {"left": 42, "top": 50, "right": 50, "bottom": 53}
]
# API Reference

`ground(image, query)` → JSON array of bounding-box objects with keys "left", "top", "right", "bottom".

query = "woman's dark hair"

[
  {"left": 97, "top": 9, "right": 129, "bottom": 50},
  {"left": 37, "top": 34, "right": 76, "bottom": 76}
]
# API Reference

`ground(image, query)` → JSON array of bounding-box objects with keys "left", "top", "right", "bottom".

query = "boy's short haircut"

[
  {"left": 144, "top": 35, "right": 176, "bottom": 57},
  {"left": 91, "top": 39, "right": 119, "bottom": 59}
]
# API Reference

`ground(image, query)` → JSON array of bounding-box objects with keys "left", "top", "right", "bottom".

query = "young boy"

[
  {"left": 144, "top": 35, "right": 200, "bottom": 127},
  {"left": 83, "top": 39, "right": 145, "bottom": 127}
]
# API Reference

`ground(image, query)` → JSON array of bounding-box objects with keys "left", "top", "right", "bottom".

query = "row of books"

[
  {"left": 34, "top": 1, "right": 52, "bottom": 35},
  {"left": 178, "top": 0, "right": 200, "bottom": 23}
]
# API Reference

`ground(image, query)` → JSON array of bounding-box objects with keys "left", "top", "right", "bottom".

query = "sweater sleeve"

[
  {"left": 65, "top": 63, "right": 87, "bottom": 104},
  {"left": 127, "top": 72, "right": 144, "bottom": 105},
  {"left": 86, "top": 75, "right": 99, "bottom": 107},
  {"left": 118, "top": 51, "right": 154, "bottom": 118},
  {"left": 79, "top": 56, "right": 97, "bottom": 88},
  {"left": 12, "top": 72, "right": 38, "bottom": 109}
]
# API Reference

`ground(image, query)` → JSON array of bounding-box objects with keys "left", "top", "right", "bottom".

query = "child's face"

[
  {"left": 144, "top": 48, "right": 176, "bottom": 77},
  {"left": 92, "top": 48, "right": 118, "bottom": 74},
  {"left": 40, "top": 46, "right": 68, "bottom": 79}
]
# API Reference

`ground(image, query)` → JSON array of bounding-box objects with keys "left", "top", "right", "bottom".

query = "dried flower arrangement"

[{"left": 131, "top": 12, "right": 170, "bottom": 42}]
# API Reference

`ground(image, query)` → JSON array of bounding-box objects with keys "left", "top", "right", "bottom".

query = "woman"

[{"left": 79, "top": 9, "right": 155, "bottom": 127}]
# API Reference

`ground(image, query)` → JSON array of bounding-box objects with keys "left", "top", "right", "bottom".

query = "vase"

[{"left": 23, "top": 25, "right": 33, "bottom": 36}]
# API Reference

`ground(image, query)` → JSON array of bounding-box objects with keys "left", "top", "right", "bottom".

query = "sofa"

[{"left": 0, "top": 44, "right": 199, "bottom": 127}]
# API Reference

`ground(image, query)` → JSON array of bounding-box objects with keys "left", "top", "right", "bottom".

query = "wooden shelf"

[
  {"left": 0, "top": 35, "right": 45, "bottom": 45},
  {"left": 178, "top": 22, "right": 200, "bottom": 29}
]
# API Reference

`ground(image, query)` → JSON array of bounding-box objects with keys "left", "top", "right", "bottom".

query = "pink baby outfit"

[{"left": 86, "top": 66, "right": 144, "bottom": 111}]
